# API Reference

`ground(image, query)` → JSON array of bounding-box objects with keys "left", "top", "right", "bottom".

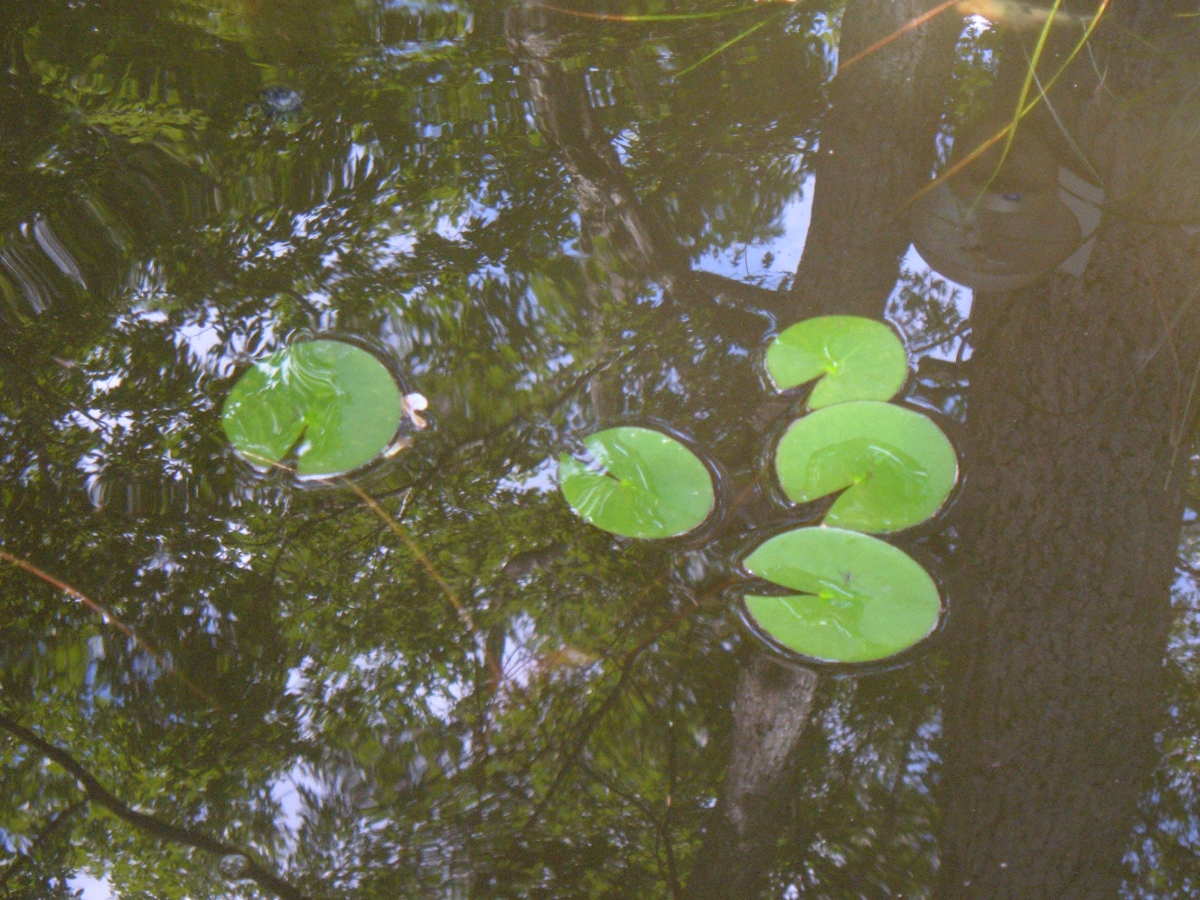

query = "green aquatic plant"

[
  {"left": 773, "top": 400, "right": 957, "bottom": 533},
  {"left": 749, "top": 321, "right": 957, "bottom": 663},
  {"left": 557, "top": 315, "right": 957, "bottom": 667},
  {"left": 558, "top": 426, "right": 715, "bottom": 539},
  {"left": 221, "top": 339, "right": 403, "bottom": 477},
  {"left": 742, "top": 526, "right": 941, "bottom": 663},
  {"left": 764, "top": 315, "right": 908, "bottom": 409}
]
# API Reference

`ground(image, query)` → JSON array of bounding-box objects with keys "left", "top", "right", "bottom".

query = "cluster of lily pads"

[
  {"left": 558, "top": 316, "right": 958, "bottom": 666},
  {"left": 217, "top": 321, "right": 956, "bottom": 667}
]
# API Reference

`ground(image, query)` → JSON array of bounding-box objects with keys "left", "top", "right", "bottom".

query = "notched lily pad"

[
  {"left": 764, "top": 316, "right": 908, "bottom": 408},
  {"left": 742, "top": 526, "right": 941, "bottom": 664},
  {"left": 558, "top": 426, "right": 715, "bottom": 539},
  {"left": 222, "top": 339, "right": 403, "bottom": 477},
  {"left": 774, "top": 400, "right": 957, "bottom": 533}
]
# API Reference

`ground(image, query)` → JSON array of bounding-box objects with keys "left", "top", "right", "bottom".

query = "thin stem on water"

[
  {"left": 0, "top": 549, "right": 218, "bottom": 706},
  {"left": 838, "top": 0, "right": 959, "bottom": 73},
  {"left": 676, "top": 8, "right": 787, "bottom": 78},
  {"left": 240, "top": 450, "right": 501, "bottom": 684},
  {"left": 535, "top": 2, "right": 763, "bottom": 24},
  {"left": 905, "top": 0, "right": 1111, "bottom": 208}
]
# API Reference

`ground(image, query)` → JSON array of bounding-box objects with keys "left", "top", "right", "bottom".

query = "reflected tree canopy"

[{"left": 2, "top": 0, "right": 1200, "bottom": 897}]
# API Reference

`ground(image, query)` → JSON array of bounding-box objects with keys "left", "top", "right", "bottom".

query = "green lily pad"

[
  {"left": 222, "top": 339, "right": 403, "bottom": 477},
  {"left": 558, "top": 426, "right": 715, "bottom": 539},
  {"left": 774, "top": 400, "right": 956, "bottom": 533},
  {"left": 764, "top": 316, "right": 908, "bottom": 409},
  {"left": 743, "top": 526, "right": 941, "bottom": 663}
]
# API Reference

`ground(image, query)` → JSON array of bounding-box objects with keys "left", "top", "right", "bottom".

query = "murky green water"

[{"left": 3, "top": 1, "right": 1200, "bottom": 897}]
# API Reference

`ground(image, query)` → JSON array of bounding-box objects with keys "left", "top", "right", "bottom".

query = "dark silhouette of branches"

[{"left": 0, "top": 712, "right": 310, "bottom": 900}]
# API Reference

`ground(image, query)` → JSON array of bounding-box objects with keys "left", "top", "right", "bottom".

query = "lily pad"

[
  {"left": 743, "top": 526, "right": 941, "bottom": 663},
  {"left": 774, "top": 400, "right": 956, "bottom": 533},
  {"left": 558, "top": 426, "right": 715, "bottom": 539},
  {"left": 222, "top": 339, "right": 403, "bottom": 477},
  {"left": 764, "top": 316, "right": 907, "bottom": 409}
]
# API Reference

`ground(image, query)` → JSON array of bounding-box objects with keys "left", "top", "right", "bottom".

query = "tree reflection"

[{"left": 2, "top": 0, "right": 1200, "bottom": 897}]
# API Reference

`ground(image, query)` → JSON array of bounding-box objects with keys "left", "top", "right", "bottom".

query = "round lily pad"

[
  {"left": 764, "top": 316, "right": 907, "bottom": 409},
  {"left": 222, "top": 339, "right": 403, "bottom": 477},
  {"left": 774, "top": 400, "right": 957, "bottom": 533},
  {"left": 742, "top": 526, "right": 941, "bottom": 663},
  {"left": 558, "top": 426, "right": 715, "bottom": 539}
]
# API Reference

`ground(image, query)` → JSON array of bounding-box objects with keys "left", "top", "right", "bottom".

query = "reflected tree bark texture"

[
  {"left": 786, "top": 0, "right": 959, "bottom": 319},
  {"left": 684, "top": 655, "right": 819, "bottom": 899},
  {"left": 504, "top": 4, "right": 784, "bottom": 312},
  {"left": 939, "top": 13, "right": 1200, "bottom": 896},
  {"left": 505, "top": 5, "right": 689, "bottom": 287},
  {"left": 939, "top": 239, "right": 1195, "bottom": 897}
]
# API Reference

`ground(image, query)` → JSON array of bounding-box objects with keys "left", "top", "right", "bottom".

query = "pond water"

[{"left": 3, "top": 1, "right": 1200, "bottom": 897}]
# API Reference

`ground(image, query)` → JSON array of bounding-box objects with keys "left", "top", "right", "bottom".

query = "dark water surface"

[{"left": 3, "top": 1, "right": 1200, "bottom": 897}]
